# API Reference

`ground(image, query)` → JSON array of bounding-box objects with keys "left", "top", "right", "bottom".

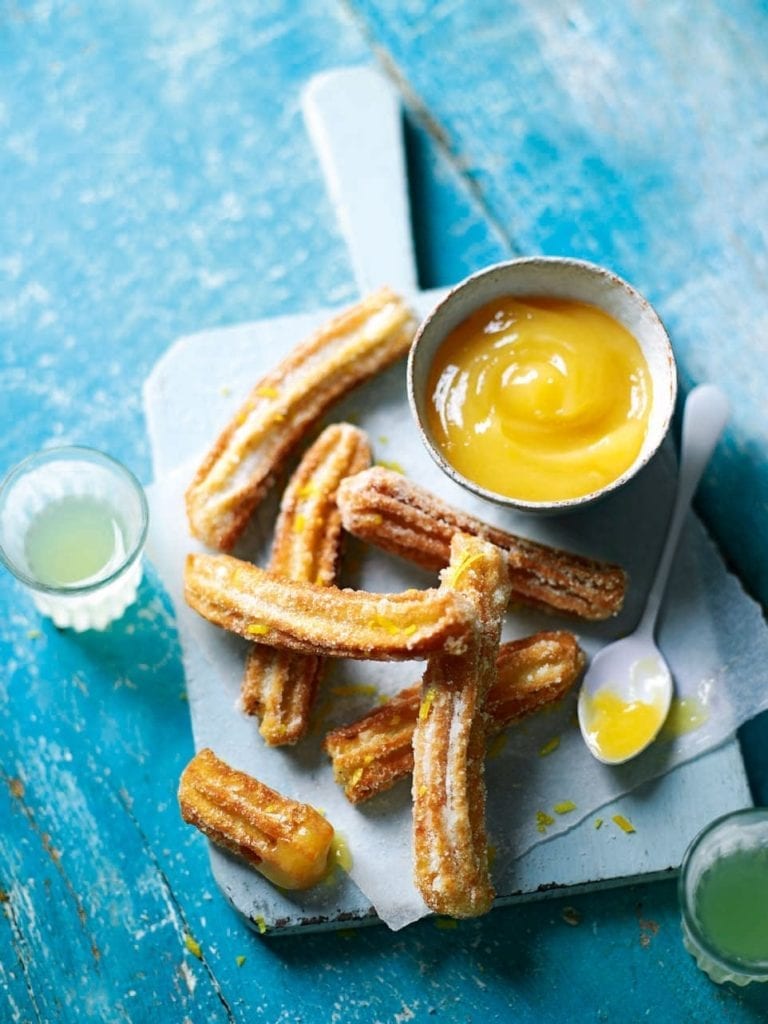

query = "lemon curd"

[
  {"left": 581, "top": 688, "right": 667, "bottom": 763},
  {"left": 426, "top": 296, "right": 653, "bottom": 502}
]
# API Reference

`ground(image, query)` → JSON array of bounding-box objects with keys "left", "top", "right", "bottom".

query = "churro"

[
  {"left": 337, "top": 467, "right": 626, "bottom": 620},
  {"left": 185, "top": 552, "right": 473, "bottom": 660},
  {"left": 185, "top": 288, "right": 416, "bottom": 550},
  {"left": 178, "top": 748, "right": 334, "bottom": 890},
  {"left": 242, "top": 423, "right": 371, "bottom": 745},
  {"left": 325, "top": 631, "right": 585, "bottom": 803},
  {"left": 412, "top": 533, "right": 511, "bottom": 918}
]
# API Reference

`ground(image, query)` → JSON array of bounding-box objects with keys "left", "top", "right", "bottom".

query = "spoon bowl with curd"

[
  {"left": 577, "top": 384, "right": 730, "bottom": 764},
  {"left": 408, "top": 257, "right": 677, "bottom": 514}
]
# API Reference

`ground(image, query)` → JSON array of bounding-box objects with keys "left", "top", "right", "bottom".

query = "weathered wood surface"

[{"left": 2, "top": 1, "right": 768, "bottom": 1020}]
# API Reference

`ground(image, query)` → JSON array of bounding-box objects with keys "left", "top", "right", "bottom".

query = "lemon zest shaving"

[
  {"left": 536, "top": 810, "right": 555, "bottom": 833},
  {"left": 612, "top": 814, "right": 636, "bottom": 834},
  {"left": 349, "top": 768, "right": 363, "bottom": 788},
  {"left": 594, "top": 818, "right": 604, "bottom": 830},
  {"left": 297, "top": 481, "right": 318, "bottom": 499},
  {"left": 419, "top": 689, "right": 436, "bottom": 721},
  {"left": 376, "top": 460, "right": 405, "bottom": 474},
  {"left": 294, "top": 513, "right": 306, "bottom": 533},
  {"left": 539, "top": 736, "right": 561, "bottom": 757},
  {"left": 184, "top": 933, "right": 202, "bottom": 959},
  {"left": 554, "top": 801, "right": 576, "bottom": 815},
  {"left": 246, "top": 623, "right": 269, "bottom": 636},
  {"left": 235, "top": 955, "right": 246, "bottom": 967},
  {"left": 368, "top": 615, "right": 402, "bottom": 636},
  {"left": 369, "top": 513, "right": 383, "bottom": 526},
  {"left": 450, "top": 551, "right": 483, "bottom": 586},
  {"left": 254, "top": 916, "right": 268, "bottom": 934},
  {"left": 256, "top": 386, "right": 280, "bottom": 399},
  {"left": 418, "top": 784, "right": 427, "bottom": 797}
]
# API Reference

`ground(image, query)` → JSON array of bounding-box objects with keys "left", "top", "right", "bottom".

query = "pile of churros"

[{"left": 177, "top": 287, "right": 625, "bottom": 919}]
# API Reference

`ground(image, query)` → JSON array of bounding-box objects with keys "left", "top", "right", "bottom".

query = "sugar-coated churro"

[
  {"left": 242, "top": 423, "right": 371, "bottom": 745},
  {"left": 337, "top": 467, "right": 626, "bottom": 620},
  {"left": 184, "top": 552, "right": 473, "bottom": 660},
  {"left": 185, "top": 288, "right": 416, "bottom": 550},
  {"left": 412, "top": 533, "right": 511, "bottom": 918},
  {"left": 178, "top": 748, "right": 334, "bottom": 890},
  {"left": 324, "top": 631, "right": 585, "bottom": 803}
]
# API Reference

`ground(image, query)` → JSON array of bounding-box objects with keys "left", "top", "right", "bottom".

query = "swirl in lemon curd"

[{"left": 427, "top": 296, "right": 652, "bottom": 502}]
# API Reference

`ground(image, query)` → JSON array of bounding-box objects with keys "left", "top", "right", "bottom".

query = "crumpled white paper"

[{"left": 145, "top": 312, "right": 768, "bottom": 931}]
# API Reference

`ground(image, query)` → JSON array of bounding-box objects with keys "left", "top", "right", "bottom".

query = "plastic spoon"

[{"left": 577, "top": 384, "right": 730, "bottom": 764}]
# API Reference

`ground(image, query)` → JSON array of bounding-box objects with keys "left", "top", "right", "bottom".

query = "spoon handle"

[{"left": 637, "top": 384, "right": 729, "bottom": 636}]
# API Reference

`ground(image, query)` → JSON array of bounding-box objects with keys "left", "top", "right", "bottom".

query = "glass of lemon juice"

[
  {"left": 679, "top": 807, "right": 768, "bottom": 985},
  {"left": 0, "top": 447, "right": 148, "bottom": 631}
]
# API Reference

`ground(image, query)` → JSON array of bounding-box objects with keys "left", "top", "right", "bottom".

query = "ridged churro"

[
  {"left": 185, "top": 288, "right": 416, "bottom": 550},
  {"left": 178, "top": 748, "right": 334, "bottom": 890},
  {"left": 337, "top": 467, "right": 626, "bottom": 620},
  {"left": 242, "top": 423, "right": 371, "bottom": 745},
  {"left": 325, "top": 631, "right": 585, "bottom": 803},
  {"left": 185, "top": 552, "right": 473, "bottom": 660},
  {"left": 412, "top": 533, "right": 511, "bottom": 918}
]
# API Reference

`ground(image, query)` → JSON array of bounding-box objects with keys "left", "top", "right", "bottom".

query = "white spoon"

[{"left": 577, "top": 384, "right": 730, "bottom": 764}]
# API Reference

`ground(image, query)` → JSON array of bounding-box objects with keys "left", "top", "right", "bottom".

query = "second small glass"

[{"left": 0, "top": 446, "right": 149, "bottom": 631}]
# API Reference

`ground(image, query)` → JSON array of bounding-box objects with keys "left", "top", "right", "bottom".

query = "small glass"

[
  {"left": 0, "top": 446, "right": 149, "bottom": 632},
  {"left": 679, "top": 807, "right": 768, "bottom": 986}
]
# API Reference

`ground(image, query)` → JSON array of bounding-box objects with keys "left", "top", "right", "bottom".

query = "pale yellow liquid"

[{"left": 24, "top": 495, "right": 125, "bottom": 587}]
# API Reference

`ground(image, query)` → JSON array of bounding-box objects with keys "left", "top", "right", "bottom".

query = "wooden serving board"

[{"left": 144, "top": 68, "right": 752, "bottom": 933}]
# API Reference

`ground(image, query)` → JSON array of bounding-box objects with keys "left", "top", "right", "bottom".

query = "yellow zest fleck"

[
  {"left": 377, "top": 460, "right": 405, "bottom": 474},
  {"left": 219, "top": 384, "right": 232, "bottom": 397},
  {"left": 536, "top": 811, "right": 555, "bottom": 833},
  {"left": 449, "top": 550, "right": 483, "bottom": 587},
  {"left": 594, "top": 818, "right": 604, "bottom": 830},
  {"left": 368, "top": 615, "right": 403, "bottom": 636},
  {"left": 256, "top": 386, "right": 280, "bottom": 399},
  {"left": 378, "top": 435, "right": 389, "bottom": 444},
  {"left": 554, "top": 801, "right": 576, "bottom": 815},
  {"left": 184, "top": 933, "right": 202, "bottom": 959},
  {"left": 435, "top": 917, "right": 458, "bottom": 930},
  {"left": 246, "top": 623, "right": 269, "bottom": 636},
  {"left": 297, "top": 481, "right": 318, "bottom": 499},
  {"left": 418, "top": 784, "right": 427, "bottom": 797},
  {"left": 349, "top": 768, "right": 364, "bottom": 788},
  {"left": 294, "top": 513, "right": 306, "bottom": 533},
  {"left": 369, "top": 513, "right": 383, "bottom": 526},
  {"left": 330, "top": 684, "right": 379, "bottom": 698},
  {"left": 612, "top": 814, "right": 636, "bottom": 834},
  {"left": 254, "top": 916, "right": 268, "bottom": 935},
  {"left": 235, "top": 955, "right": 246, "bottom": 967},
  {"left": 419, "top": 689, "right": 436, "bottom": 721},
  {"left": 539, "top": 736, "right": 561, "bottom": 757},
  {"left": 26, "top": 629, "right": 41, "bottom": 640},
  {"left": 487, "top": 734, "right": 507, "bottom": 760},
  {"left": 234, "top": 411, "right": 247, "bottom": 426},
  {"left": 265, "top": 804, "right": 278, "bottom": 813}
]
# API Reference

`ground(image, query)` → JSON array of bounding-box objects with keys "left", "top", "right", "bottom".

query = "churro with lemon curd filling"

[
  {"left": 178, "top": 748, "right": 334, "bottom": 890},
  {"left": 185, "top": 288, "right": 417, "bottom": 550},
  {"left": 325, "top": 631, "right": 585, "bottom": 804},
  {"left": 337, "top": 467, "right": 626, "bottom": 620},
  {"left": 412, "top": 533, "right": 511, "bottom": 918},
  {"left": 242, "top": 424, "right": 371, "bottom": 745},
  {"left": 184, "top": 553, "right": 474, "bottom": 660}
]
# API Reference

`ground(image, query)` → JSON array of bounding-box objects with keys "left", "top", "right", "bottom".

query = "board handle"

[{"left": 302, "top": 66, "right": 418, "bottom": 296}]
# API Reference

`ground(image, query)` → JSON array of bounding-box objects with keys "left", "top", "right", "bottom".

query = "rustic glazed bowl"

[{"left": 407, "top": 256, "right": 677, "bottom": 514}]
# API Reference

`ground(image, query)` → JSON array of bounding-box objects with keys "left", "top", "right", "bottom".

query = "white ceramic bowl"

[{"left": 407, "top": 256, "right": 677, "bottom": 514}]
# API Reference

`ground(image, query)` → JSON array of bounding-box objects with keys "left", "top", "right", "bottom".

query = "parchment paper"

[{"left": 144, "top": 326, "right": 768, "bottom": 930}]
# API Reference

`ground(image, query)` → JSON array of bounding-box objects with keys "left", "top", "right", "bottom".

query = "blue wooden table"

[{"left": 2, "top": 2, "right": 768, "bottom": 1020}]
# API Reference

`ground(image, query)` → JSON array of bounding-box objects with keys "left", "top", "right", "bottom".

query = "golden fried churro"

[
  {"left": 337, "top": 467, "right": 626, "bottom": 620},
  {"left": 242, "top": 423, "right": 371, "bottom": 745},
  {"left": 185, "top": 552, "right": 473, "bottom": 660},
  {"left": 325, "top": 631, "right": 585, "bottom": 803},
  {"left": 185, "top": 288, "right": 416, "bottom": 550},
  {"left": 412, "top": 533, "right": 511, "bottom": 918},
  {"left": 178, "top": 748, "right": 334, "bottom": 890}
]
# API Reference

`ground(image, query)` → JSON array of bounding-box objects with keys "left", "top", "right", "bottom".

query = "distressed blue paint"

[{"left": 1, "top": 2, "right": 767, "bottom": 1022}]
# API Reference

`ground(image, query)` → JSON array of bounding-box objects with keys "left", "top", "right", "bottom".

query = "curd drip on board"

[{"left": 426, "top": 296, "right": 653, "bottom": 502}]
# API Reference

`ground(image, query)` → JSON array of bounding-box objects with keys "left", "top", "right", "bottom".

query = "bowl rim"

[{"left": 406, "top": 255, "right": 678, "bottom": 513}]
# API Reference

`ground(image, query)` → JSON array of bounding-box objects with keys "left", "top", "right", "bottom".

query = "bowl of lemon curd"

[{"left": 408, "top": 257, "right": 677, "bottom": 513}]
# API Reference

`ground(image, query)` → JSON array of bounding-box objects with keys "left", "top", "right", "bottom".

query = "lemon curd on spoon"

[{"left": 426, "top": 296, "right": 653, "bottom": 502}]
